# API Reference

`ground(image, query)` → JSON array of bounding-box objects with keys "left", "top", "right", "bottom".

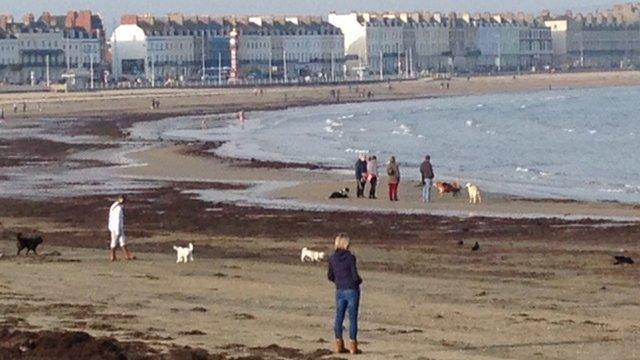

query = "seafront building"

[
  {"left": 329, "top": 11, "right": 552, "bottom": 76},
  {"left": 543, "top": 12, "right": 640, "bottom": 68},
  {"left": 111, "top": 14, "right": 344, "bottom": 83},
  {"left": 0, "top": 11, "right": 106, "bottom": 86}
]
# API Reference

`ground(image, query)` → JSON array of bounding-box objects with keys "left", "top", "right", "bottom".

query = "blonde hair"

[{"left": 334, "top": 233, "right": 351, "bottom": 250}]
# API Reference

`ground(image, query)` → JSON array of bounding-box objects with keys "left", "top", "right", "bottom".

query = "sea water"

[{"left": 133, "top": 86, "right": 640, "bottom": 203}]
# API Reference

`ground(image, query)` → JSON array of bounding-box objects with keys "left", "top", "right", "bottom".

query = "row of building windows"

[
  {"left": 150, "top": 54, "right": 194, "bottom": 62},
  {"left": 148, "top": 41, "right": 193, "bottom": 51}
]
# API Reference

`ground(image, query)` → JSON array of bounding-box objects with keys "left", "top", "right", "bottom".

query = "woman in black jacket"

[{"left": 328, "top": 233, "right": 363, "bottom": 354}]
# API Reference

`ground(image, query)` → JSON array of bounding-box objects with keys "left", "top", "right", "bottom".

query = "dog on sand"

[
  {"left": 466, "top": 183, "right": 482, "bottom": 204},
  {"left": 329, "top": 188, "right": 350, "bottom": 199},
  {"left": 301, "top": 247, "right": 325, "bottom": 262},
  {"left": 173, "top": 243, "right": 194, "bottom": 263},
  {"left": 435, "top": 181, "right": 461, "bottom": 197},
  {"left": 16, "top": 233, "right": 43, "bottom": 255}
]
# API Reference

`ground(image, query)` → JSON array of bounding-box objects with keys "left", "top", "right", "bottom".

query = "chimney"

[
  {"left": 65, "top": 11, "right": 77, "bottom": 28},
  {"left": 0, "top": 15, "right": 12, "bottom": 30},
  {"left": 22, "top": 13, "right": 34, "bottom": 26},
  {"left": 77, "top": 10, "right": 93, "bottom": 33},
  {"left": 121, "top": 14, "right": 139, "bottom": 25},
  {"left": 41, "top": 12, "right": 52, "bottom": 26},
  {"left": 168, "top": 13, "right": 184, "bottom": 25}
]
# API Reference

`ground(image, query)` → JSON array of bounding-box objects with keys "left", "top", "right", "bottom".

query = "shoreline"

[{"left": 122, "top": 144, "right": 640, "bottom": 221}]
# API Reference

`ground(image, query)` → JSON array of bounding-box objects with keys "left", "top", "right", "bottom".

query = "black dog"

[
  {"left": 16, "top": 233, "right": 43, "bottom": 255},
  {"left": 614, "top": 255, "right": 634, "bottom": 265},
  {"left": 329, "top": 188, "right": 350, "bottom": 199}
]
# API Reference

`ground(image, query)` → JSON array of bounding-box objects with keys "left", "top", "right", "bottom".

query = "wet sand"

[
  {"left": 124, "top": 144, "right": 640, "bottom": 221},
  {"left": 1, "top": 74, "right": 640, "bottom": 359}
]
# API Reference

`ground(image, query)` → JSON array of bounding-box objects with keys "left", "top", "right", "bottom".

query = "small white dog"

[
  {"left": 301, "top": 247, "right": 325, "bottom": 262},
  {"left": 173, "top": 243, "right": 194, "bottom": 263},
  {"left": 466, "top": 183, "right": 482, "bottom": 204}
]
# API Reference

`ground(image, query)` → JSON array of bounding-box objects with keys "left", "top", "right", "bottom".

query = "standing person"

[
  {"left": 22, "top": 102, "right": 26, "bottom": 113},
  {"left": 366, "top": 155, "right": 378, "bottom": 199},
  {"left": 354, "top": 154, "right": 367, "bottom": 198},
  {"left": 108, "top": 195, "right": 135, "bottom": 262},
  {"left": 386, "top": 156, "right": 400, "bottom": 201},
  {"left": 13, "top": 103, "right": 17, "bottom": 113},
  {"left": 420, "top": 155, "right": 435, "bottom": 202},
  {"left": 328, "top": 233, "right": 363, "bottom": 355},
  {"left": 0, "top": 107, "right": 4, "bottom": 120}
]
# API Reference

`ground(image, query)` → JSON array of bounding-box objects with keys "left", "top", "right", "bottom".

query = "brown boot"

[
  {"left": 335, "top": 339, "right": 347, "bottom": 353},
  {"left": 348, "top": 340, "right": 362, "bottom": 354}
]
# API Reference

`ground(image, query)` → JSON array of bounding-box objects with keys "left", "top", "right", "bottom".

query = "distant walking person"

[
  {"left": 22, "top": 102, "right": 26, "bottom": 113},
  {"left": 0, "top": 107, "right": 4, "bottom": 120},
  {"left": 366, "top": 155, "right": 378, "bottom": 199},
  {"left": 328, "top": 233, "right": 363, "bottom": 355},
  {"left": 108, "top": 195, "right": 135, "bottom": 262},
  {"left": 355, "top": 154, "right": 367, "bottom": 198},
  {"left": 387, "top": 156, "right": 400, "bottom": 201},
  {"left": 420, "top": 155, "right": 435, "bottom": 202},
  {"left": 13, "top": 103, "right": 17, "bottom": 113}
]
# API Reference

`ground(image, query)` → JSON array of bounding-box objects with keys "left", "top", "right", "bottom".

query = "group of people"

[
  {"left": 150, "top": 98, "right": 161, "bottom": 109},
  {"left": 354, "top": 154, "right": 434, "bottom": 202}
]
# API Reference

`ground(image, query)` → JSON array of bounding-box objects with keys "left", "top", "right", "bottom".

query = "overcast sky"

[{"left": 0, "top": 0, "right": 623, "bottom": 31}]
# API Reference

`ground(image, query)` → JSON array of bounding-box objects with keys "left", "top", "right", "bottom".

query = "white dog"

[
  {"left": 466, "top": 183, "right": 482, "bottom": 204},
  {"left": 173, "top": 243, "right": 194, "bottom": 263},
  {"left": 301, "top": 247, "right": 325, "bottom": 262}
]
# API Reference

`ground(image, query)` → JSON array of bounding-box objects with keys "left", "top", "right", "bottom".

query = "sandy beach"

[
  {"left": 1, "top": 73, "right": 640, "bottom": 359},
  {"left": 1, "top": 71, "right": 640, "bottom": 119}
]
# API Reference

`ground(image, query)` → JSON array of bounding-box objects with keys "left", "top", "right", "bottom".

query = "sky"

[{"left": 0, "top": 0, "right": 624, "bottom": 31}]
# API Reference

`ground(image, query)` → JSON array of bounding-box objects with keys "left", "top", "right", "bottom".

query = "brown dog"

[{"left": 435, "top": 181, "right": 461, "bottom": 197}]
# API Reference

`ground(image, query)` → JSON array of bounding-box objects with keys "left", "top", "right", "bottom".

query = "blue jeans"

[
  {"left": 423, "top": 179, "right": 433, "bottom": 202},
  {"left": 334, "top": 289, "right": 360, "bottom": 340}
]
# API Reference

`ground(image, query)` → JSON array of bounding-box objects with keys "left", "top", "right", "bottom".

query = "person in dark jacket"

[
  {"left": 354, "top": 154, "right": 368, "bottom": 198},
  {"left": 420, "top": 155, "right": 435, "bottom": 202},
  {"left": 328, "top": 233, "right": 362, "bottom": 354}
]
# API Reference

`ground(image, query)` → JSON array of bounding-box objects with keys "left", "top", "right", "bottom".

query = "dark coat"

[
  {"left": 328, "top": 250, "right": 362, "bottom": 290},
  {"left": 420, "top": 160, "right": 434, "bottom": 180},
  {"left": 355, "top": 159, "right": 367, "bottom": 180}
]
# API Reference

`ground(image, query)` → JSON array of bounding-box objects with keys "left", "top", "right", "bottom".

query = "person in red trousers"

[{"left": 386, "top": 156, "right": 400, "bottom": 201}]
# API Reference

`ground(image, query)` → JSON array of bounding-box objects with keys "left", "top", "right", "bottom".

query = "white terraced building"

[
  {"left": 329, "top": 12, "right": 453, "bottom": 76},
  {"left": 329, "top": 11, "right": 553, "bottom": 75},
  {"left": 238, "top": 16, "right": 345, "bottom": 81},
  {"left": 544, "top": 13, "right": 640, "bottom": 68},
  {"left": 0, "top": 11, "right": 105, "bottom": 85},
  {"left": 111, "top": 14, "right": 199, "bottom": 82},
  {"left": 111, "top": 14, "right": 344, "bottom": 83}
]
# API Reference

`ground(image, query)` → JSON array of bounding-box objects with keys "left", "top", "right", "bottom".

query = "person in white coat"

[{"left": 108, "top": 195, "right": 135, "bottom": 261}]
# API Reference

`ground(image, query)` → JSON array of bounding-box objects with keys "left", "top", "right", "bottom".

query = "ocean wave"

[{"left": 345, "top": 148, "right": 369, "bottom": 154}]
